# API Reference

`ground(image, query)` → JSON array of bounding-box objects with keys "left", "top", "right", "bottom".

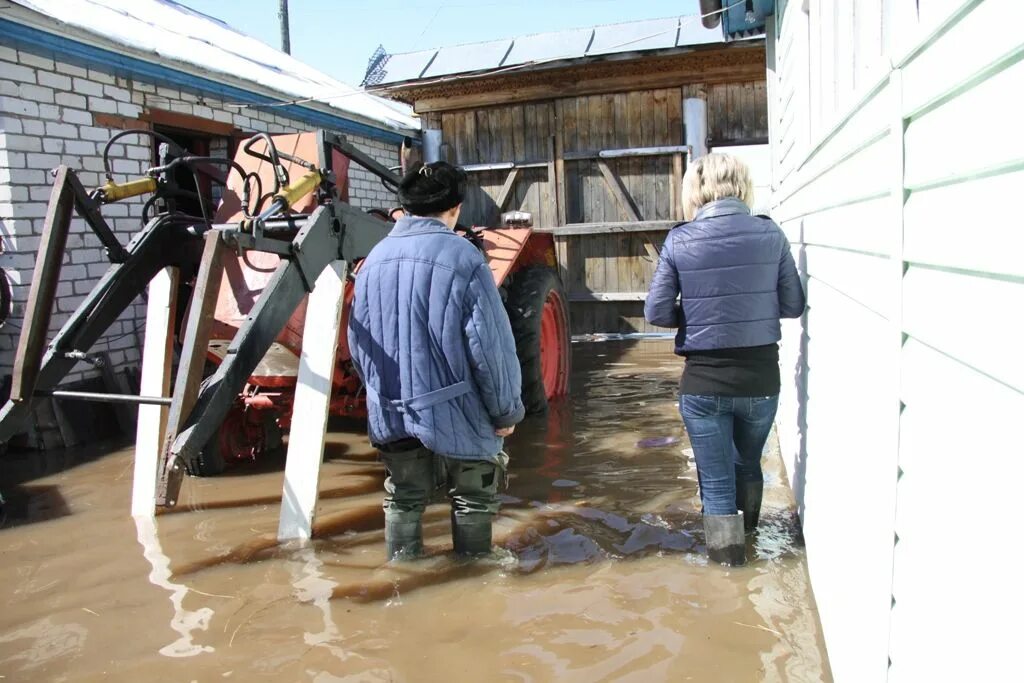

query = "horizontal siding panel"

[
  {"left": 776, "top": 217, "right": 802, "bottom": 245},
  {"left": 805, "top": 246, "right": 893, "bottom": 320},
  {"left": 890, "top": 0, "right": 974, "bottom": 67},
  {"left": 776, "top": 136, "right": 891, "bottom": 221},
  {"left": 801, "top": 196, "right": 893, "bottom": 256},
  {"left": 799, "top": 280, "right": 897, "bottom": 683},
  {"left": 804, "top": 76, "right": 890, "bottom": 177},
  {"left": 904, "top": 170, "right": 1024, "bottom": 278},
  {"left": 775, "top": 79, "right": 890, "bottom": 214},
  {"left": 902, "top": 266, "right": 1024, "bottom": 391},
  {"left": 904, "top": 58, "right": 1024, "bottom": 189},
  {"left": 890, "top": 339, "right": 1022, "bottom": 682},
  {"left": 901, "top": 0, "right": 1024, "bottom": 115}
]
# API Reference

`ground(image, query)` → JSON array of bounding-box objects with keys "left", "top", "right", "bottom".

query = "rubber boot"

[
  {"left": 737, "top": 480, "right": 764, "bottom": 534},
  {"left": 385, "top": 516, "right": 423, "bottom": 561},
  {"left": 451, "top": 512, "right": 492, "bottom": 557},
  {"left": 703, "top": 512, "right": 746, "bottom": 567}
]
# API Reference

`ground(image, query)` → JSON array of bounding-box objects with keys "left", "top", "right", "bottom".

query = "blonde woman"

[{"left": 645, "top": 153, "right": 805, "bottom": 567}]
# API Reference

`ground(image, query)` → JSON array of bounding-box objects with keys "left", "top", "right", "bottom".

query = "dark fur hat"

[{"left": 397, "top": 161, "right": 467, "bottom": 216}]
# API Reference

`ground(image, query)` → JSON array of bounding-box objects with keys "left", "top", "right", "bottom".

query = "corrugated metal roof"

[
  {"left": 372, "top": 14, "right": 724, "bottom": 87},
  {"left": 421, "top": 39, "right": 513, "bottom": 79}
]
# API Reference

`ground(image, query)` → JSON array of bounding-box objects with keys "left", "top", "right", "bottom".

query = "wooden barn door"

[{"left": 555, "top": 88, "right": 684, "bottom": 335}]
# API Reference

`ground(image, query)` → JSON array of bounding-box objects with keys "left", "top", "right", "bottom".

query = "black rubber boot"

[
  {"left": 703, "top": 512, "right": 746, "bottom": 567},
  {"left": 737, "top": 480, "right": 764, "bottom": 533},
  {"left": 385, "top": 516, "right": 423, "bottom": 561},
  {"left": 451, "top": 512, "right": 492, "bottom": 557}
]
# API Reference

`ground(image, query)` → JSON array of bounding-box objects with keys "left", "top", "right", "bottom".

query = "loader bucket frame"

[{"left": 0, "top": 130, "right": 401, "bottom": 510}]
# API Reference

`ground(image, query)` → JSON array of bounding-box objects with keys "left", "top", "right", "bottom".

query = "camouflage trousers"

[{"left": 380, "top": 445, "right": 507, "bottom": 523}]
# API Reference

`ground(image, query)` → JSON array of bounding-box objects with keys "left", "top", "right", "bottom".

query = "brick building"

[{"left": 0, "top": 0, "right": 418, "bottom": 447}]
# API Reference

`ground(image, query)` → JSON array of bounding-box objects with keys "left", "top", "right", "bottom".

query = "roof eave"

[
  {"left": 369, "top": 40, "right": 765, "bottom": 101},
  {"left": 4, "top": 2, "right": 419, "bottom": 138}
]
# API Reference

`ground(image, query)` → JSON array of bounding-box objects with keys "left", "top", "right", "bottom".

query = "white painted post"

[
  {"left": 132, "top": 267, "right": 179, "bottom": 518},
  {"left": 277, "top": 260, "right": 347, "bottom": 541}
]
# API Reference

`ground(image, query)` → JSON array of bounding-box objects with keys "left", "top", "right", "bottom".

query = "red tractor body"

[{"left": 202, "top": 133, "right": 570, "bottom": 465}]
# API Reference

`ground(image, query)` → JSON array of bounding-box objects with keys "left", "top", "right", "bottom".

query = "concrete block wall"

[{"left": 0, "top": 44, "right": 400, "bottom": 395}]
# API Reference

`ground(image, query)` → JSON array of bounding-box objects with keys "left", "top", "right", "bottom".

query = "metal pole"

[
  {"left": 279, "top": 0, "right": 291, "bottom": 55},
  {"left": 41, "top": 390, "right": 173, "bottom": 406}
]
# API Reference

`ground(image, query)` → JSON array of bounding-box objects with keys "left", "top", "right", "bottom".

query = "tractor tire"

[
  {"left": 195, "top": 406, "right": 282, "bottom": 476},
  {"left": 504, "top": 266, "right": 570, "bottom": 414},
  {"left": 196, "top": 434, "right": 226, "bottom": 476}
]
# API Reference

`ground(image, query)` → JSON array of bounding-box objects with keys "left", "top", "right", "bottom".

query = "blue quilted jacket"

[
  {"left": 644, "top": 198, "right": 806, "bottom": 353},
  {"left": 347, "top": 215, "right": 525, "bottom": 459}
]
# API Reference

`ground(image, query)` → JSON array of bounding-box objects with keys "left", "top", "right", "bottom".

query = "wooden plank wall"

[
  {"left": 436, "top": 80, "right": 768, "bottom": 335},
  {"left": 706, "top": 81, "right": 770, "bottom": 142},
  {"left": 562, "top": 230, "right": 669, "bottom": 335},
  {"left": 440, "top": 103, "right": 557, "bottom": 228},
  {"left": 559, "top": 88, "right": 682, "bottom": 223}
]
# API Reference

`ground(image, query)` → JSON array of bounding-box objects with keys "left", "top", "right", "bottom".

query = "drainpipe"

[
  {"left": 422, "top": 129, "right": 443, "bottom": 164},
  {"left": 683, "top": 95, "right": 709, "bottom": 160},
  {"left": 699, "top": 0, "right": 723, "bottom": 29}
]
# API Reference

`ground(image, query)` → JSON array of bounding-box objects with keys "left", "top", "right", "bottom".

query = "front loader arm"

[{"left": 156, "top": 199, "right": 393, "bottom": 507}]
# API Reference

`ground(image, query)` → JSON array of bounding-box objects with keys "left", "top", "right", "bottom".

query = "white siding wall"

[
  {"left": 0, "top": 44, "right": 400, "bottom": 389},
  {"left": 768, "top": 1, "right": 1023, "bottom": 681}
]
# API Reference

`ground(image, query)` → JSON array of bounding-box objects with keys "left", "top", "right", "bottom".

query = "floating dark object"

[{"left": 636, "top": 436, "right": 681, "bottom": 449}]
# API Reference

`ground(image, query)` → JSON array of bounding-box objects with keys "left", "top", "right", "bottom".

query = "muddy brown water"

[{"left": 0, "top": 340, "right": 831, "bottom": 682}]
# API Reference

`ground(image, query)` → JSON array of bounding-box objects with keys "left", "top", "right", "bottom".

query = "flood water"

[{"left": 0, "top": 340, "right": 831, "bottom": 682}]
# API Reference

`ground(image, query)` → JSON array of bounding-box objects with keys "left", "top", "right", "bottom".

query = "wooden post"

[
  {"left": 546, "top": 136, "right": 558, "bottom": 227},
  {"left": 159, "top": 232, "right": 225, "bottom": 469},
  {"left": 277, "top": 260, "right": 347, "bottom": 542},
  {"left": 554, "top": 109, "right": 568, "bottom": 226},
  {"left": 132, "top": 267, "right": 179, "bottom": 518},
  {"left": 671, "top": 152, "right": 685, "bottom": 221},
  {"left": 12, "top": 167, "right": 74, "bottom": 402}
]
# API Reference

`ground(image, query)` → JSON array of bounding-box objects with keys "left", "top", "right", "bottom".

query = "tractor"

[{"left": 0, "top": 129, "right": 570, "bottom": 506}]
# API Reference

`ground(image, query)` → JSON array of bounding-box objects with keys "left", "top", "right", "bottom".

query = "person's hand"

[{"left": 495, "top": 425, "right": 515, "bottom": 437}]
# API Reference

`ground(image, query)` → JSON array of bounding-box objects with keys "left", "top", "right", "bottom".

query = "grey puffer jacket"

[{"left": 644, "top": 197, "right": 805, "bottom": 353}]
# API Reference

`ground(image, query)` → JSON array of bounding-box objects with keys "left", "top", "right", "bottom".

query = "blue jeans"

[{"left": 679, "top": 394, "right": 779, "bottom": 516}]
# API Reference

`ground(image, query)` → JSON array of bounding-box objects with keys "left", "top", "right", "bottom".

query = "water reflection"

[
  {"left": 288, "top": 546, "right": 349, "bottom": 660},
  {"left": 134, "top": 515, "right": 215, "bottom": 657}
]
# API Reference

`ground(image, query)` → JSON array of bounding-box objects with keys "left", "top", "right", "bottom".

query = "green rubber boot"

[
  {"left": 451, "top": 512, "right": 492, "bottom": 557},
  {"left": 703, "top": 512, "right": 746, "bottom": 567},
  {"left": 737, "top": 480, "right": 764, "bottom": 533},
  {"left": 385, "top": 516, "right": 423, "bottom": 561}
]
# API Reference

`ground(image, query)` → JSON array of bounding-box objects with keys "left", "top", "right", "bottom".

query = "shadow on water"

[
  {"left": 0, "top": 437, "right": 128, "bottom": 529},
  {"left": 163, "top": 341, "right": 806, "bottom": 604},
  {"left": 0, "top": 484, "right": 71, "bottom": 528}
]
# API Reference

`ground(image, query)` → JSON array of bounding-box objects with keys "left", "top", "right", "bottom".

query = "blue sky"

[{"left": 179, "top": 0, "right": 703, "bottom": 86}]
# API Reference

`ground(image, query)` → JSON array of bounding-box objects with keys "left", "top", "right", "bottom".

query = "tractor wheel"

[
  {"left": 195, "top": 405, "right": 282, "bottom": 476},
  {"left": 196, "top": 434, "right": 226, "bottom": 476},
  {"left": 505, "top": 266, "right": 570, "bottom": 414}
]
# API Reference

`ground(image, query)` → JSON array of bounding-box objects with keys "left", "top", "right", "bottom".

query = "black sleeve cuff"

[{"left": 492, "top": 403, "right": 526, "bottom": 428}]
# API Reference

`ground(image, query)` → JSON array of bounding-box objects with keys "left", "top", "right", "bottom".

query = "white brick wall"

[{"left": 0, "top": 45, "right": 402, "bottom": 391}]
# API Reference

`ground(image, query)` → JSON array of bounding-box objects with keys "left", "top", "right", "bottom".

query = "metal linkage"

[{"left": 155, "top": 132, "right": 398, "bottom": 507}]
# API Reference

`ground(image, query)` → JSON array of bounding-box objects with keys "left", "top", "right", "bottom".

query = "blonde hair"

[{"left": 681, "top": 153, "right": 755, "bottom": 221}]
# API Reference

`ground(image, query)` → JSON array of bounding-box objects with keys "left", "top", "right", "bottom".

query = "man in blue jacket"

[{"left": 347, "top": 161, "right": 525, "bottom": 560}]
